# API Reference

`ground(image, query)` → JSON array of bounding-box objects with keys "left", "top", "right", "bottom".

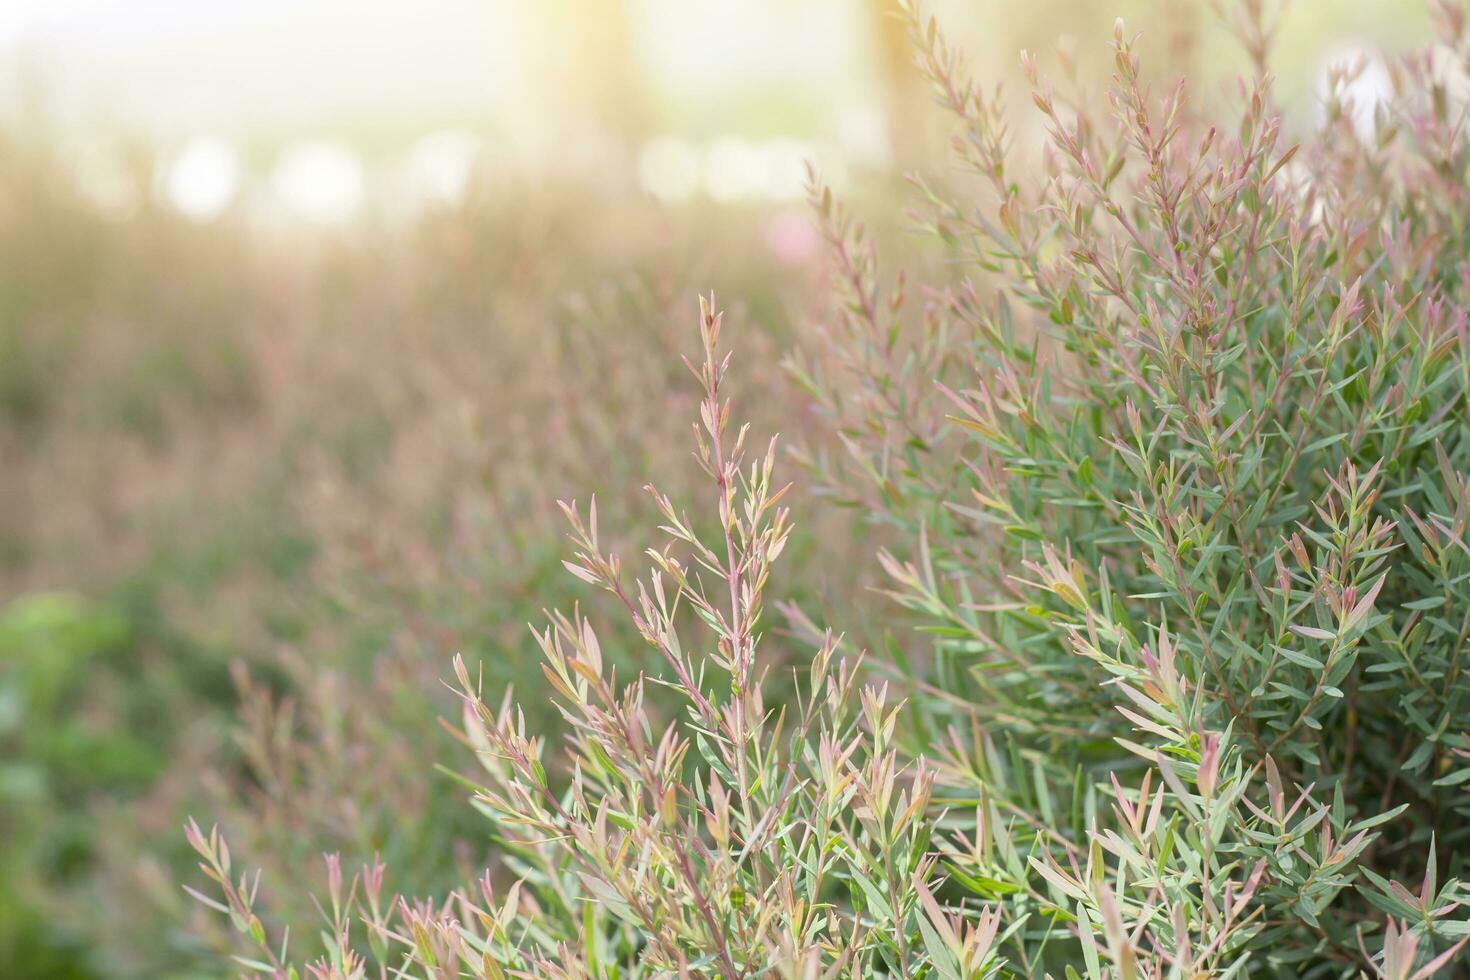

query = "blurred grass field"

[
  {"left": 0, "top": 0, "right": 1440, "bottom": 975},
  {"left": 0, "top": 134, "right": 895, "bottom": 974}
]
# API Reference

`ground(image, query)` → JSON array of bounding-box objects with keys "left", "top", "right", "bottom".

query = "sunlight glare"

[
  {"left": 638, "top": 137, "right": 700, "bottom": 203},
  {"left": 162, "top": 137, "right": 240, "bottom": 220},
  {"left": 405, "top": 129, "right": 486, "bottom": 207},
  {"left": 271, "top": 140, "right": 364, "bottom": 223}
]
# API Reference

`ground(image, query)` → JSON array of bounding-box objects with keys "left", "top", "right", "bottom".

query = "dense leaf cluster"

[{"left": 188, "top": 3, "right": 1470, "bottom": 977}]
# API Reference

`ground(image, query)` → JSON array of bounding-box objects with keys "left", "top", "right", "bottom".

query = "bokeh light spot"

[
  {"left": 271, "top": 140, "right": 365, "bottom": 223},
  {"left": 162, "top": 137, "right": 241, "bottom": 221}
]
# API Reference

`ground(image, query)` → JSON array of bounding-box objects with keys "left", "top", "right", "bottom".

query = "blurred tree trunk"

[
  {"left": 867, "top": 0, "right": 937, "bottom": 173},
  {"left": 531, "top": 1, "right": 651, "bottom": 166}
]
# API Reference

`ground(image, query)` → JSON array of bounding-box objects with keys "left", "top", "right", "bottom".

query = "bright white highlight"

[
  {"left": 1318, "top": 42, "right": 1394, "bottom": 141},
  {"left": 704, "top": 138, "right": 766, "bottom": 202},
  {"left": 639, "top": 136, "right": 821, "bottom": 204},
  {"left": 638, "top": 137, "right": 700, "bottom": 203},
  {"left": 763, "top": 139, "right": 812, "bottom": 201},
  {"left": 836, "top": 105, "right": 890, "bottom": 169},
  {"left": 162, "top": 138, "right": 241, "bottom": 220},
  {"left": 405, "top": 129, "right": 485, "bottom": 207},
  {"left": 271, "top": 140, "right": 364, "bottom": 223}
]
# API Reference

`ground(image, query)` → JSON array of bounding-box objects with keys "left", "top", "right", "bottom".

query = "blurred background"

[{"left": 0, "top": 1, "right": 1435, "bottom": 976}]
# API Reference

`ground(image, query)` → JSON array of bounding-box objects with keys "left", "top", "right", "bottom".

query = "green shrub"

[
  {"left": 0, "top": 122, "right": 831, "bottom": 976},
  {"left": 797, "top": 1, "right": 1470, "bottom": 972},
  {"left": 186, "top": 3, "right": 1470, "bottom": 977},
  {"left": 0, "top": 594, "right": 169, "bottom": 976}
]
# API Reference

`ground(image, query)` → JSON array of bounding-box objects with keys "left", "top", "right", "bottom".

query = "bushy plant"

[
  {"left": 185, "top": 297, "right": 985, "bottom": 977},
  {"left": 187, "top": 2, "right": 1470, "bottom": 977},
  {"left": 122, "top": 242, "right": 834, "bottom": 974},
  {"left": 0, "top": 594, "right": 155, "bottom": 977},
  {"left": 1, "top": 119, "right": 840, "bottom": 976},
  {"left": 797, "top": 0, "right": 1470, "bottom": 972}
]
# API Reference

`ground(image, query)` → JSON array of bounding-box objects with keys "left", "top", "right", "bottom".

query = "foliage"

[
  {"left": 186, "top": 298, "right": 1001, "bottom": 978},
  {"left": 0, "top": 124, "right": 839, "bottom": 976},
  {"left": 169, "top": 0, "right": 1470, "bottom": 976},
  {"left": 0, "top": 594, "right": 131, "bottom": 977},
  {"left": 795, "top": 0, "right": 1470, "bottom": 974},
  {"left": 0, "top": 590, "right": 230, "bottom": 977}
]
